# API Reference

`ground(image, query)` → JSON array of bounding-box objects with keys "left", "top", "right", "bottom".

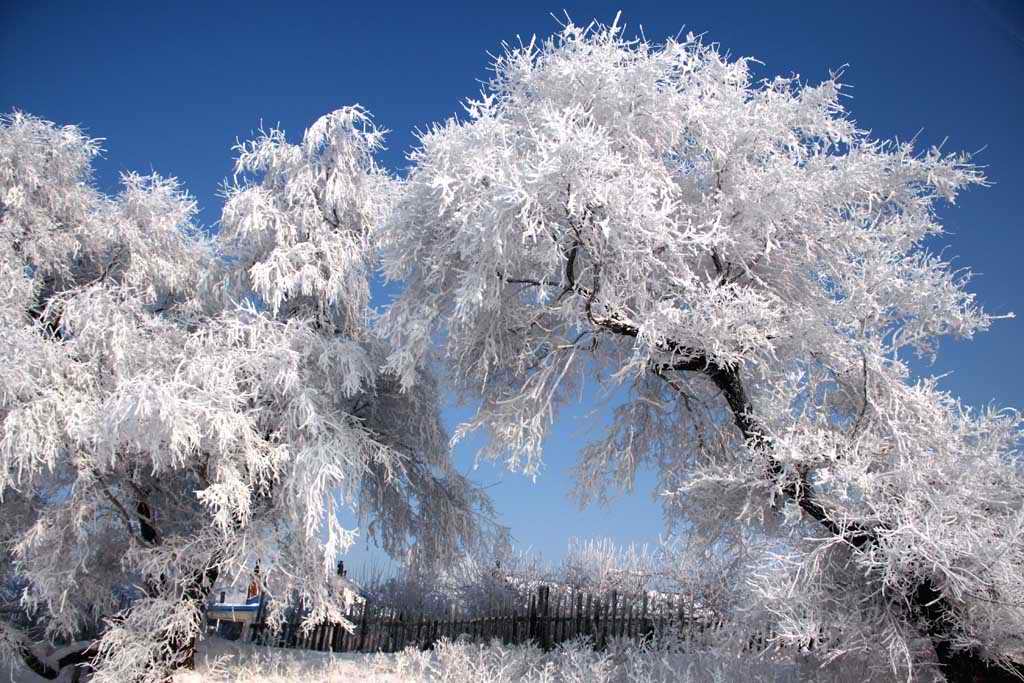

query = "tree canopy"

[
  {"left": 378, "top": 20, "right": 1023, "bottom": 681},
  {"left": 1, "top": 15, "right": 1022, "bottom": 683},
  {"left": 0, "top": 110, "right": 499, "bottom": 681}
]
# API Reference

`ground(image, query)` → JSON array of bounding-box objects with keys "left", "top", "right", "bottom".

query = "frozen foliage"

[
  {"left": 380, "top": 635, "right": 892, "bottom": 683},
  {"left": 360, "top": 544, "right": 547, "bottom": 618},
  {"left": 217, "top": 106, "right": 503, "bottom": 571},
  {"left": 552, "top": 538, "right": 655, "bottom": 596},
  {"left": 555, "top": 536, "right": 752, "bottom": 628},
  {"left": 174, "top": 637, "right": 405, "bottom": 683},
  {"left": 0, "top": 110, "right": 499, "bottom": 681},
  {"left": 379, "top": 18, "right": 1024, "bottom": 681},
  {"left": 361, "top": 535, "right": 753, "bottom": 643}
]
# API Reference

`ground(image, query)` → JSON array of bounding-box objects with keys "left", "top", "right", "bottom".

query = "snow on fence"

[{"left": 245, "top": 585, "right": 769, "bottom": 654}]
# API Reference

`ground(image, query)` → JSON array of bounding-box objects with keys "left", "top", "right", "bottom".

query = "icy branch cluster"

[
  {"left": 2, "top": 14, "right": 1022, "bottom": 680},
  {"left": 0, "top": 110, "right": 499, "bottom": 680},
  {"left": 378, "top": 20, "right": 1023, "bottom": 678}
]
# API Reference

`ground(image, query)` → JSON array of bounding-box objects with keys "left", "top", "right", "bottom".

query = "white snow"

[{"left": 175, "top": 637, "right": 409, "bottom": 682}]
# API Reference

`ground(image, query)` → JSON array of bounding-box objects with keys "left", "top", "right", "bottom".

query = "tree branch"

[
  {"left": 567, "top": 282, "right": 1022, "bottom": 680},
  {"left": 495, "top": 270, "right": 561, "bottom": 290},
  {"left": 0, "top": 618, "right": 58, "bottom": 680}
]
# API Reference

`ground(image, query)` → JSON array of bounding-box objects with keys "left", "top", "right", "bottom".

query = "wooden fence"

[{"left": 248, "top": 585, "right": 753, "bottom": 655}]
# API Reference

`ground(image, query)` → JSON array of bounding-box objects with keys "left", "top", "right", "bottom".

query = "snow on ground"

[
  {"left": 178, "top": 637, "right": 409, "bottom": 682},
  {"left": 0, "top": 638, "right": 408, "bottom": 683},
  {"left": 0, "top": 660, "right": 47, "bottom": 683},
  {"left": 174, "top": 635, "right": 894, "bottom": 682},
  {"left": 6, "top": 635, "right": 941, "bottom": 681}
]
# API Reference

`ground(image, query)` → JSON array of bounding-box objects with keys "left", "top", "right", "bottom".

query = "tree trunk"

[
  {"left": 13, "top": 641, "right": 58, "bottom": 680},
  {"left": 936, "top": 646, "right": 1021, "bottom": 683},
  {"left": 704, "top": 362, "right": 1023, "bottom": 681},
  {"left": 5, "top": 633, "right": 99, "bottom": 681},
  {"left": 575, "top": 295, "right": 1022, "bottom": 678},
  {"left": 914, "top": 580, "right": 1023, "bottom": 682},
  {"left": 156, "top": 561, "right": 220, "bottom": 675}
]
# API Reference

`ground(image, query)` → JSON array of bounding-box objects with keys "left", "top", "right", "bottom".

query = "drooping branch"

[
  {"left": 0, "top": 620, "right": 58, "bottom": 679},
  {"left": 167, "top": 560, "right": 220, "bottom": 671},
  {"left": 562, "top": 266, "right": 1021, "bottom": 680},
  {"left": 378, "top": 21, "right": 1018, "bottom": 680},
  {"left": 134, "top": 499, "right": 161, "bottom": 547},
  {"left": 555, "top": 227, "right": 875, "bottom": 544}
]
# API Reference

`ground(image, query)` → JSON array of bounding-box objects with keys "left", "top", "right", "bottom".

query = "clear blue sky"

[{"left": 3, "top": 1, "right": 1022, "bottom": 570}]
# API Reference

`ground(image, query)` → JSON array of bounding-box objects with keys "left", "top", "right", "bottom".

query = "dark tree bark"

[
  {"left": 702, "top": 360, "right": 1023, "bottom": 682},
  {"left": 173, "top": 562, "right": 220, "bottom": 671},
  {"left": 566, "top": 263, "right": 1023, "bottom": 681},
  {"left": 130, "top": 496, "right": 220, "bottom": 679},
  {"left": 55, "top": 641, "right": 100, "bottom": 682},
  {"left": 3, "top": 627, "right": 99, "bottom": 682},
  {"left": 13, "top": 639, "right": 58, "bottom": 679}
]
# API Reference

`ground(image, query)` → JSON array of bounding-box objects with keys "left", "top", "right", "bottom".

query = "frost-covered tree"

[
  {"left": 217, "top": 106, "right": 502, "bottom": 572},
  {"left": 379, "top": 19, "right": 1023, "bottom": 681},
  {"left": 360, "top": 535, "right": 742, "bottom": 623},
  {"left": 0, "top": 110, "right": 499, "bottom": 681},
  {"left": 556, "top": 538, "right": 658, "bottom": 596},
  {"left": 360, "top": 543, "right": 545, "bottom": 618}
]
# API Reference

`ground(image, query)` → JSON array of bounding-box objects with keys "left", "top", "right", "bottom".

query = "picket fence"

[{"left": 248, "top": 585, "right": 767, "bottom": 655}]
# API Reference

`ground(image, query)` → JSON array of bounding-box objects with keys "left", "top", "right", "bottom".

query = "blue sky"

[{"left": 3, "top": 1, "right": 1022, "bottom": 571}]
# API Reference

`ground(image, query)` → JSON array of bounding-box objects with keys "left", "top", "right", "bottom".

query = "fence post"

[
  {"left": 575, "top": 593, "right": 583, "bottom": 641},
  {"left": 681, "top": 594, "right": 690, "bottom": 643},
  {"left": 688, "top": 589, "right": 696, "bottom": 643},
  {"left": 584, "top": 593, "right": 593, "bottom": 639},
  {"left": 640, "top": 593, "right": 649, "bottom": 642},
  {"left": 540, "top": 586, "right": 551, "bottom": 650},
  {"left": 610, "top": 591, "right": 618, "bottom": 641},
  {"left": 527, "top": 592, "right": 536, "bottom": 642},
  {"left": 288, "top": 600, "right": 301, "bottom": 648},
  {"left": 356, "top": 602, "right": 369, "bottom": 652},
  {"left": 601, "top": 596, "right": 611, "bottom": 649},
  {"left": 659, "top": 593, "right": 667, "bottom": 643},
  {"left": 250, "top": 594, "right": 266, "bottom": 644},
  {"left": 553, "top": 593, "right": 561, "bottom": 645},
  {"left": 386, "top": 610, "right": 394, "bottom": 652}
]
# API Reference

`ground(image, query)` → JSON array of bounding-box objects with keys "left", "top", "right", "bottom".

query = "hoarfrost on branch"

[
  {"left": 0, "top": 110, "right": 499, "bottom": 681},
  {"left": 378, "top": 21, "right": 1023, "bottom": 679}
]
